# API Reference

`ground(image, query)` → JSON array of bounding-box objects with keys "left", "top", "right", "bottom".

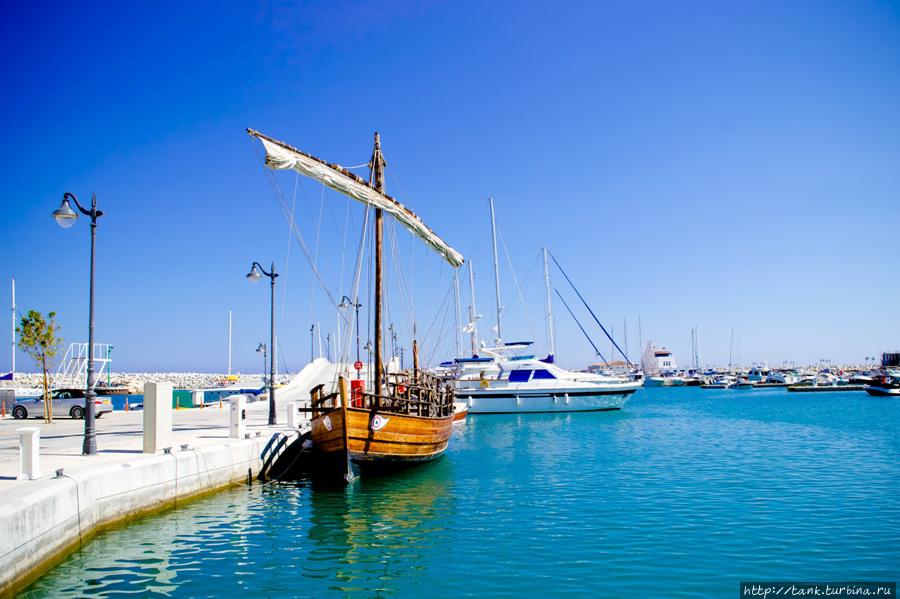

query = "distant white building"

[{"left": 642, "top": 342, "right": 677, "bottom": 375}]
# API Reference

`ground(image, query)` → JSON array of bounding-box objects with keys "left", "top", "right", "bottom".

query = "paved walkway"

[{"left": 0, "top": 396, "right": 308, "bottom": 490}]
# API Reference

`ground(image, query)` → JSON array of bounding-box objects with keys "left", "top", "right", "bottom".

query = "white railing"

[{"left": 53, "top": 342, "right": 112, "bottom": 389}]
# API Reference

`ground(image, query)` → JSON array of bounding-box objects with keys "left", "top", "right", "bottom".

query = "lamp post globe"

[
  {"left": 52, "top": 198, "right": 79, "bottom": 228},
  {"left": 246, "top": 265, "right": 262, "bottom": 283}
]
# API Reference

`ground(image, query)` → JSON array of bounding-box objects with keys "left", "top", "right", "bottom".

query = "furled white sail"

[{"left": 248, "top": 129, "right": 464, "bottom": 267}]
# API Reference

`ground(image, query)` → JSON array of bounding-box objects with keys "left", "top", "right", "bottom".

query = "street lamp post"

[
  {"left": 52, "top": 192, "right": 103, "bottom": 456},
  {"left": 246, "top": 262, "right": 278, "bottom": 425}
]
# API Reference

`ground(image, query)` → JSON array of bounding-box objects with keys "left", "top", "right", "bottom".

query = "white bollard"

[
  {"left": 143, "top": 382, "right": 174, "bottom": 454},
  {"left": 286, "top": 402, "right": 297, "bottom": 428},
  {"left": 17, "top": 428, "right": 41, "bottom": 480},
  {"left": 229, "top": 395, "right": 246, "bottom": 439}
]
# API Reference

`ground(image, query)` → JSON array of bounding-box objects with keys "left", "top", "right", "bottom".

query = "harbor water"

[{"left": 22, "top": 387, "right": 900, "bottom": 597}]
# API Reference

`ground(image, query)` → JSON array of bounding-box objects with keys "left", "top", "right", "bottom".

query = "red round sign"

[{"left": 354, "top": 360, "right": 363, "bottom": 371}]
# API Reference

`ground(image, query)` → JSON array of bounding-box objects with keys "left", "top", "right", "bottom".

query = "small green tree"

[{"left": 17, "top": 310, "right": 62, "bottom": 423}]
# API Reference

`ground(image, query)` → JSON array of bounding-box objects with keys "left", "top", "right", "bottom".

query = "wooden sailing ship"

[{"left": 248, "top": 128, "right": 463, "bottom": 480}]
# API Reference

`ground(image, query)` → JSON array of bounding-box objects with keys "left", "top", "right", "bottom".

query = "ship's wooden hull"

[{"left": 312, "top": 406, "right": 453, "bottom": 465}]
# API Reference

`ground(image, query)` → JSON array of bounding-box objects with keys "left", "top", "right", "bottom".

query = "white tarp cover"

[{"left": 250, "top": 130, "right": 464, "bottom": 267}]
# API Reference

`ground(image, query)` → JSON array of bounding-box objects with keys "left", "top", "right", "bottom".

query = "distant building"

[
  {"left": 642, "top": 342, "right": 677, "bottom": 375},
  {"left": 587, "top": 360, "right": 632, "bottom": 375}
]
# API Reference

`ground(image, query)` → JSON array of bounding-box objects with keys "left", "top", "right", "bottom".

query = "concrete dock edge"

[{"left": 0, "top": 436, "right": 266, "bottom": 596}]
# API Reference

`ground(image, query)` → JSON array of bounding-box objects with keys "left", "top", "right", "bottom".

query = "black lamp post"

[
  {"left": 52, "top": 192, "right": 102, "bottom": 456},
  {"left": 246, "top": 262, "right": 278, "bottom": 425}
]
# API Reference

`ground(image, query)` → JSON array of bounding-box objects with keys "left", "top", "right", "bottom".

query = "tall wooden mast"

[{"left": 370, "top": 132, "right": 387, "bottom": 398}]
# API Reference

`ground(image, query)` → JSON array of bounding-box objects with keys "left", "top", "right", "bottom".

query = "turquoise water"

[{"left": 22, "top": 388, "right": 900, "bottom": 597}]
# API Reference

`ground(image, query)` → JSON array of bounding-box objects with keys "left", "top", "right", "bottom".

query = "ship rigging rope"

[
  {"left": 497, "top": 227, "right": 541, "bottom": 354},
  {"left": 253, "top": 141, "right": 345, "bottom": 316},
  {"left": 419, "top": 278, "right": 454, "bottom": 363},
  {"left": 424, "top": 280, "right": 455, "bottom": 367},
  {"left": 307, "top": 183, "right": 326, "bottom": 327},
  {"left": 555, "top": 288, "right": 608, "bottom": 366},
  {"left": 386, "top": 167, "right": 419, "bottom": 335},
  {"left": 387, "top": 219, "right": 417, "bottom": 342},
  {"left": 549, "top": 252, "right": 632, "bottom": 365},
  {"left": 337, "top": 199, "right": 351, "bottom": 312},
  {"left": 498, "top": 249, "right": 542, "bottom": 352},
  {"left": 280, "top": 171, "right": 299, "bottom": 323},
  {"left": 337, "top": 204, "right": 370, "bottom": 376}
]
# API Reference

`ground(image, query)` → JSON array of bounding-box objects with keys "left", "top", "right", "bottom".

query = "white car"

[{"left": 12, "top": 388, "right": 114, "bottom": 420}]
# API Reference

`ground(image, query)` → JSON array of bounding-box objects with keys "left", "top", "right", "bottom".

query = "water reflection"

[{"left": 304, "top": 459, "right": 453, "bottom": 593}]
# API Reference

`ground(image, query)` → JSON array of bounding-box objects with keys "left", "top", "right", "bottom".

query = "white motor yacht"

[{"left": 453, "top": 343, "right": 639, "bottom": 413}]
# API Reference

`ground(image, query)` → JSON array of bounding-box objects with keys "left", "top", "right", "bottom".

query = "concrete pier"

[
  {"left": 0, "top": 392, "right": 309, "bottom": 596},
  {"left": 0, "top": 358, "right": 337, "bottom": 595}
]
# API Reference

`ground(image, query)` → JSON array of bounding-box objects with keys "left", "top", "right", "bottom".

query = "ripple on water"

[{"left": 19, "top": 389, "right": 900, "bottom": 597}]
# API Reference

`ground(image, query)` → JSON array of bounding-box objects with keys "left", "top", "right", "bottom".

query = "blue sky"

[{"left": 1, "top": 0, "right": 898, "bottom": 373}]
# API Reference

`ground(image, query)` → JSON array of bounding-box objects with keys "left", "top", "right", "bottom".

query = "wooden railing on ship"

[{"left": 305, "top": 371, "right": 455, "bottom": 420}]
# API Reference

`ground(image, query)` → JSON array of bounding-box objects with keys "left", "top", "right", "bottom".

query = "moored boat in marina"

[
  {"left": 863, "top": 377, "right": 900, "bottom": 396},
  {"left": 863, "top": 352, "right": 900, "bottom": 396},
  {"left": 454, "top": 344, "right": 639, "bottom": 413},
  {"left": 249, "top": 129, "right": 464, "bottom": 480},
  {"left": 700, "top": 375, "right": 737, "bottom": 389},
  {"left": 309, "top": 371, "right": 456, "bottom": 472},
  {"left": 644, "top": 375, "right": 685, "bottom": 387}
]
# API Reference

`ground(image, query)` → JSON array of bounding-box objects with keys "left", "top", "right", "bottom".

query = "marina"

[
  {"left": 2, "top": 2, "right": 898, "bottom": 596},
  {"left": 8, "top": 386, "right": 899, "bottom": 597},
  {"left": 0, "top": 125, "right": 896, "bottom": 593}
]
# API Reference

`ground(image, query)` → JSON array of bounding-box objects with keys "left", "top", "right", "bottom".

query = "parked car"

[{"left": 12, "top": 388, "right": 114, "bottom": 420}]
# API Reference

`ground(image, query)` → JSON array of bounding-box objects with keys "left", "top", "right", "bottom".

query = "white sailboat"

[{"left": 451, "top": 200, "right": 639, "bottom": 413}]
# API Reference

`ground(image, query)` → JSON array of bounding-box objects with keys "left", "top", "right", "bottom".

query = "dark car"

[{"left": 12, "top": 388, "right": 114, "bottom": 420}]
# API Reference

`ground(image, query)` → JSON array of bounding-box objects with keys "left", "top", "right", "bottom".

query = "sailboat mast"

[
  {"left": 729, "top": 328, "right": 734, "bottom": 370},
  {"left": 691, "top": 327, "right": 697, "bottom": 370},
  {"left": 696, "top": 326, "right": 701, "bottom": 370},
  {"left": 489, "top": 197, "right": 502, "bottom": 345},
  {"left": 10, "top": 277, "right": 15, "bottom": 380},
  {"left": 542, "top": 248, "right": 555, "bottom": 359},
  {"left": 227, "top": 309, "right": 232, "bottom": 376},
  {"left": 468, "top": 261, "right": 478, "bottom": 355},
  {"left": 371, "top": 132, "right": 386, "bottom": 398},
  {"left": 638, "top": 315, "right": 644, "bottom": 371},
  {"left": 453, "top": 271, "right": 462, "bottom": 359}
]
